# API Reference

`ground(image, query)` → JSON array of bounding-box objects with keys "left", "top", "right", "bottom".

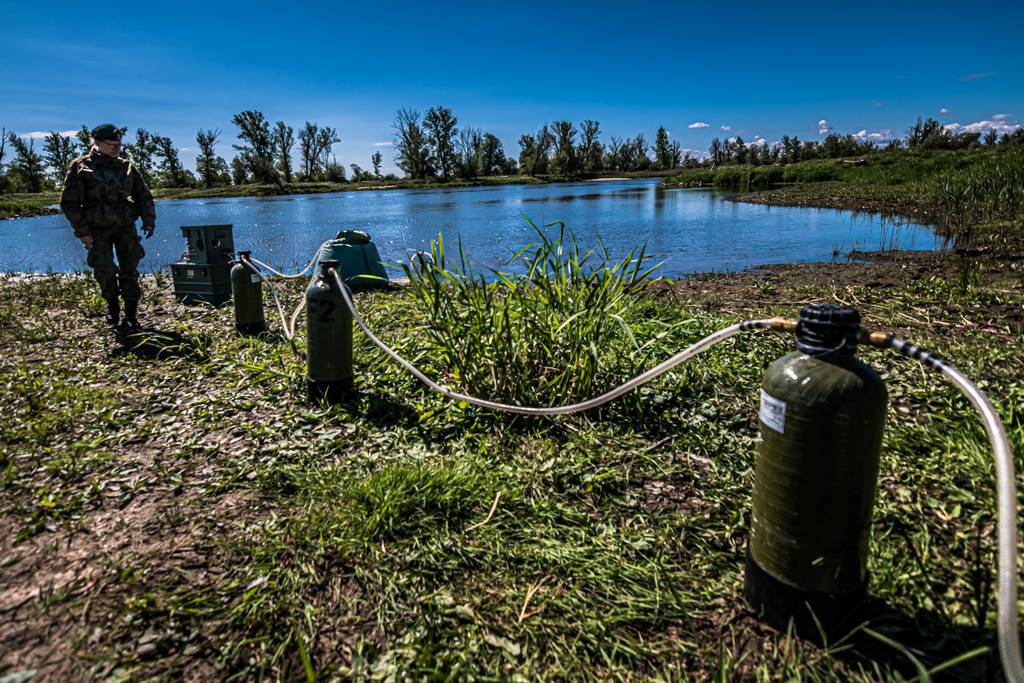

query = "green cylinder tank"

[
  {"left": 745, "top": 304, "right": 887, "bottom": 637},
  {"left": 231, "top": 251, "right": 267, "bottom": 336},
  {"left": 306, "top": 260, "right": 354, "bottom": 402}
]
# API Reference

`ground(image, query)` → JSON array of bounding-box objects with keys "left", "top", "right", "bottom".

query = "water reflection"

[{"left": 0, "top": 179, "right": 941, "bottom": 276}]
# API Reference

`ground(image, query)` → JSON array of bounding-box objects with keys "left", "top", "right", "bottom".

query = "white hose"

[
  {"left": 251, "top": 256, "right": 1021, "bottom": 677},
  {"left": 328, "top": 267, "right": 761, "bottom": 416},
  {"left": 241, "top": 259, "right": 293, "bottom": 339},
  {"left": 884, "top": 337, "right": 1022, "bottom": 681},
  {"left": 945, "top": 365, "right": 1022, "bottom": 682},
  {"left": 250, "top": 255, "right": 317, "bottom": 279}
]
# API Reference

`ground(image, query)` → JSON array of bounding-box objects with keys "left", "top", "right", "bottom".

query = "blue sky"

[{"left": 2, "top": 0, "right": 1021, "bottom": 174}]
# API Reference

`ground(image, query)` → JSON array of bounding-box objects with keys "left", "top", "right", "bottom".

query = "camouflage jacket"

[{"left": 60, "top": 149, "right": 156, "bottom": 238}]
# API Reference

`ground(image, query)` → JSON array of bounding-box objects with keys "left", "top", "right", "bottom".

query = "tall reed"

[
  {"left": 401, "top": 217, "right": 661, "bottom": 406},
  {"left": 932, "top": 148, "right": 1024, "bottom": 227}
]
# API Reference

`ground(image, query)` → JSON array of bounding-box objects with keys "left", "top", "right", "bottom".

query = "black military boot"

[
  {"left": 123, "top": 300, "right": 141, "bottom": 332},
  {"left": 104, "top": 299, "right": 120, "bottom": 326}
]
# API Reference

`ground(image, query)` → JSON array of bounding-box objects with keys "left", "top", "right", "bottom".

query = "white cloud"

[
  {"left": 939, "top": 107, "right": 950, "bottom": 115},
  {"left": 720, "top": 124, "right": 731, "bottom": 132},
  {"left": 20, "top": 130, "right": 77, "bottom": 140},
  {"left": 944, "top": 117, "right": 1021, "bottom": 136},
  {"left": 749, "top": 136, "right": 767, "bottom": 147},
  {"left": 993, "top": 113, "right": 1010, "bottom": 121},
  {"left": 853, "top": 128, "right": 894, "bottom": 142},
  {"left": 372, "top": 141, "right": 392, "bottom": 147},
  {"left": 688, "top": 121, "right": 710, "bottom": 129},
  {"left": 818, "top": 119, "right": 832, "bottom": 135}
]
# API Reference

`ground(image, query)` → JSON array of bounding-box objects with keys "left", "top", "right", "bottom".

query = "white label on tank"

[
  {"left": 250, "top": 273, "right": 261, "bottom": 283},
  {"left": 759, "top": 389, "right": 786, "bottom": 434},
  {"left": 186, "top": 269, "right": 195, "bottom": 278}
]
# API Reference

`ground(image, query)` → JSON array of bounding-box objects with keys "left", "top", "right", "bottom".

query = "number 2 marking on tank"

[{"left": 317, "top": 299, "right": 336, "bottom": 323}]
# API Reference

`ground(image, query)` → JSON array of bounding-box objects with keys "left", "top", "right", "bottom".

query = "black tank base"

[
  {"left": 235, "top": 321, "right": 268, "bottom": 336},
  {"left": 306, "top": 376, "right": 355, "bottom": 403},
  {"left": 744, "top": 550, "right": 867, "bottom": 642}
]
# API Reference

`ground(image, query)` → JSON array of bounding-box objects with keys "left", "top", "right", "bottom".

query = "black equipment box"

[
  {"left": 171, "top": 224, "right": 235, "bottom": 306},
  {"left": 181, "top": 224, "right": 234, "bottom": 265},
  {"left": 171, "top": 261, "right": 232, "bottom": 306}
]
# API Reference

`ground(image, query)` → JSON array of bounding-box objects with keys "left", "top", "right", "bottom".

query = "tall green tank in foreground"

[
  {"left": 305, "top": 260, "right": 354, "bottom": 402},
  {"left": 231, "top": 251, "right": 267, "bottom": 336},
  {"left": 745, "top": 304, "right": 887, "bottom": 638}
]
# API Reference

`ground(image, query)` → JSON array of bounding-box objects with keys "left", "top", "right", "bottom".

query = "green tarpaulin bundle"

[{"left": 313, "top": 230, "right": 389, "bottom": 290}]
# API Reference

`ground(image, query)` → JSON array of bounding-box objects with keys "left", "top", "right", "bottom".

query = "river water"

[{"left": 0, "top": 179, "right": 940, "bottom": 276}]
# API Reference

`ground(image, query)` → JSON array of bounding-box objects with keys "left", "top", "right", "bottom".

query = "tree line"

[
  {"left": 0, "top": 111, "right": 386, "bottom": 194},
  {"left": 391, "top": 106, "right": 694, "bottom": 181},
  {"left": 0, "top": 106, "right": 698, "bottom": 194},
  {"left": 3, "top": 110, "right": 1022, "bottom": 195},
  {"left": 706, "top": 116, "right": 1024, "bottom": 167}
]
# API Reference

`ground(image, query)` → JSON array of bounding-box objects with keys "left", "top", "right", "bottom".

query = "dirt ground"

[{"left": 663, "top": 249, "right": 1024, "bottom": 335}]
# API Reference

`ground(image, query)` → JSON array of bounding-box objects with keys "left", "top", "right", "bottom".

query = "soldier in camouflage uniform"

[{"left": 60, "top": 124, "right": 156, "bottom": 331}]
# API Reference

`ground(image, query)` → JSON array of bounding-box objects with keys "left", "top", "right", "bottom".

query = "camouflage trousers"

[{"left": 86, "top": 226, "right": 146, "bottom": 304}]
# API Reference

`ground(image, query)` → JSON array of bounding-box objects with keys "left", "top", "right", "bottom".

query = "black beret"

[{"left": 91, "top": 124, "right": 124, "bottom": 141}]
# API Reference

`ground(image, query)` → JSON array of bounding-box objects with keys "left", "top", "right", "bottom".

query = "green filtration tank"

[
  {"left": 231, "top": 251, "right": 267, "bottom": 336},
  {"left": 305, "top": 260, "right": 354, "bottom": 402},
  {"left": 312, "top": 230, "right": 389, "bottom": 290},
  {"left": 745, "top": 304, "right": 887, "bottom": 638}
]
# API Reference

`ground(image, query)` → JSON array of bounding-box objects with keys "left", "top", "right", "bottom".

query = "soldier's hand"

[
  {"left": 143, "top": 225, "right": 155, "bottom": 238},
  {"left": 81, "top": 235, "right": 94, "bottom": 249}
]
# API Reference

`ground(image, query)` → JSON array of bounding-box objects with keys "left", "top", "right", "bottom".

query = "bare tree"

[
  {"left": 272, "top": 121, "right": 294, "bottom": 183},
  {"left": 519, "top": 125, "right": 554, "bottom": 176},
  {"left": 392, "top": 108, "right": 432, "bottom": 180},
  {"left": 605, "top": 136, "right": 624, "bottom": 171},
  {"left": 155, "top": 135, "right": 186, "bottom": 187},
  {"left": 314, "top": 127, "right": 340, "bottom": 175},
  {"left": 232, "top": 110, "right": 277, "bottom": 183},
  {"left": 424, "top": 106, "right": 458, "bottom": 180},
  {"left": 457, "top": 127, "right": 483, "bottom": 178},
  {"left": 298, "top": 122, "right": 318, "bottom": 179},
  {"left": 549, "top": 121, "right": 577, "bottom": 177},
  {"left": 0, "top": 127, "right": 8, "bottom": 174},
  {"left": 577, "top": 120, "right": 602, "bottom": 173}
]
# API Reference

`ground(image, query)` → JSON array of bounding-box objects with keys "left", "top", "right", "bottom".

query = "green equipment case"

[{"left": 172, "top": 224, "right": 235, "bottom": 306}]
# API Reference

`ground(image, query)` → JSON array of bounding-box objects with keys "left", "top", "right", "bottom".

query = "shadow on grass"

[
  {"left": 310, "top": 389, "right": 422, "bottom": 430},
  {"left": 111, "top": 326, "right": 211, "bottom": 361},
  {"left": 817, "top": 598, "right": 998, "bottom": 680}
]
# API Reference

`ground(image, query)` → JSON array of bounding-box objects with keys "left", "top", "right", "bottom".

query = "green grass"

[
  {"left": 666, "top": 148, "right": 1024, "bottom": 247},
  {"left": 401, "top": 219, "right": 664, "bottom": 406},
  {"left": 150, "top": 175, "right": 550, "bottom": 202},
  {"left": 0, "top": 191, "right": 60, "bottom": 219},
  {"left": 1, "top": 243, "right": 1022, "bottom": 679},
  {"left": 665, "top": 148, "right": 1005, "bottom": 192}
]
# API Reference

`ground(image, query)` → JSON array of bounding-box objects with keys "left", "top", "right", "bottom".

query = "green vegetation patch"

[{"left": 0, "top": 245, "right": 1022, "bottom": 679}]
